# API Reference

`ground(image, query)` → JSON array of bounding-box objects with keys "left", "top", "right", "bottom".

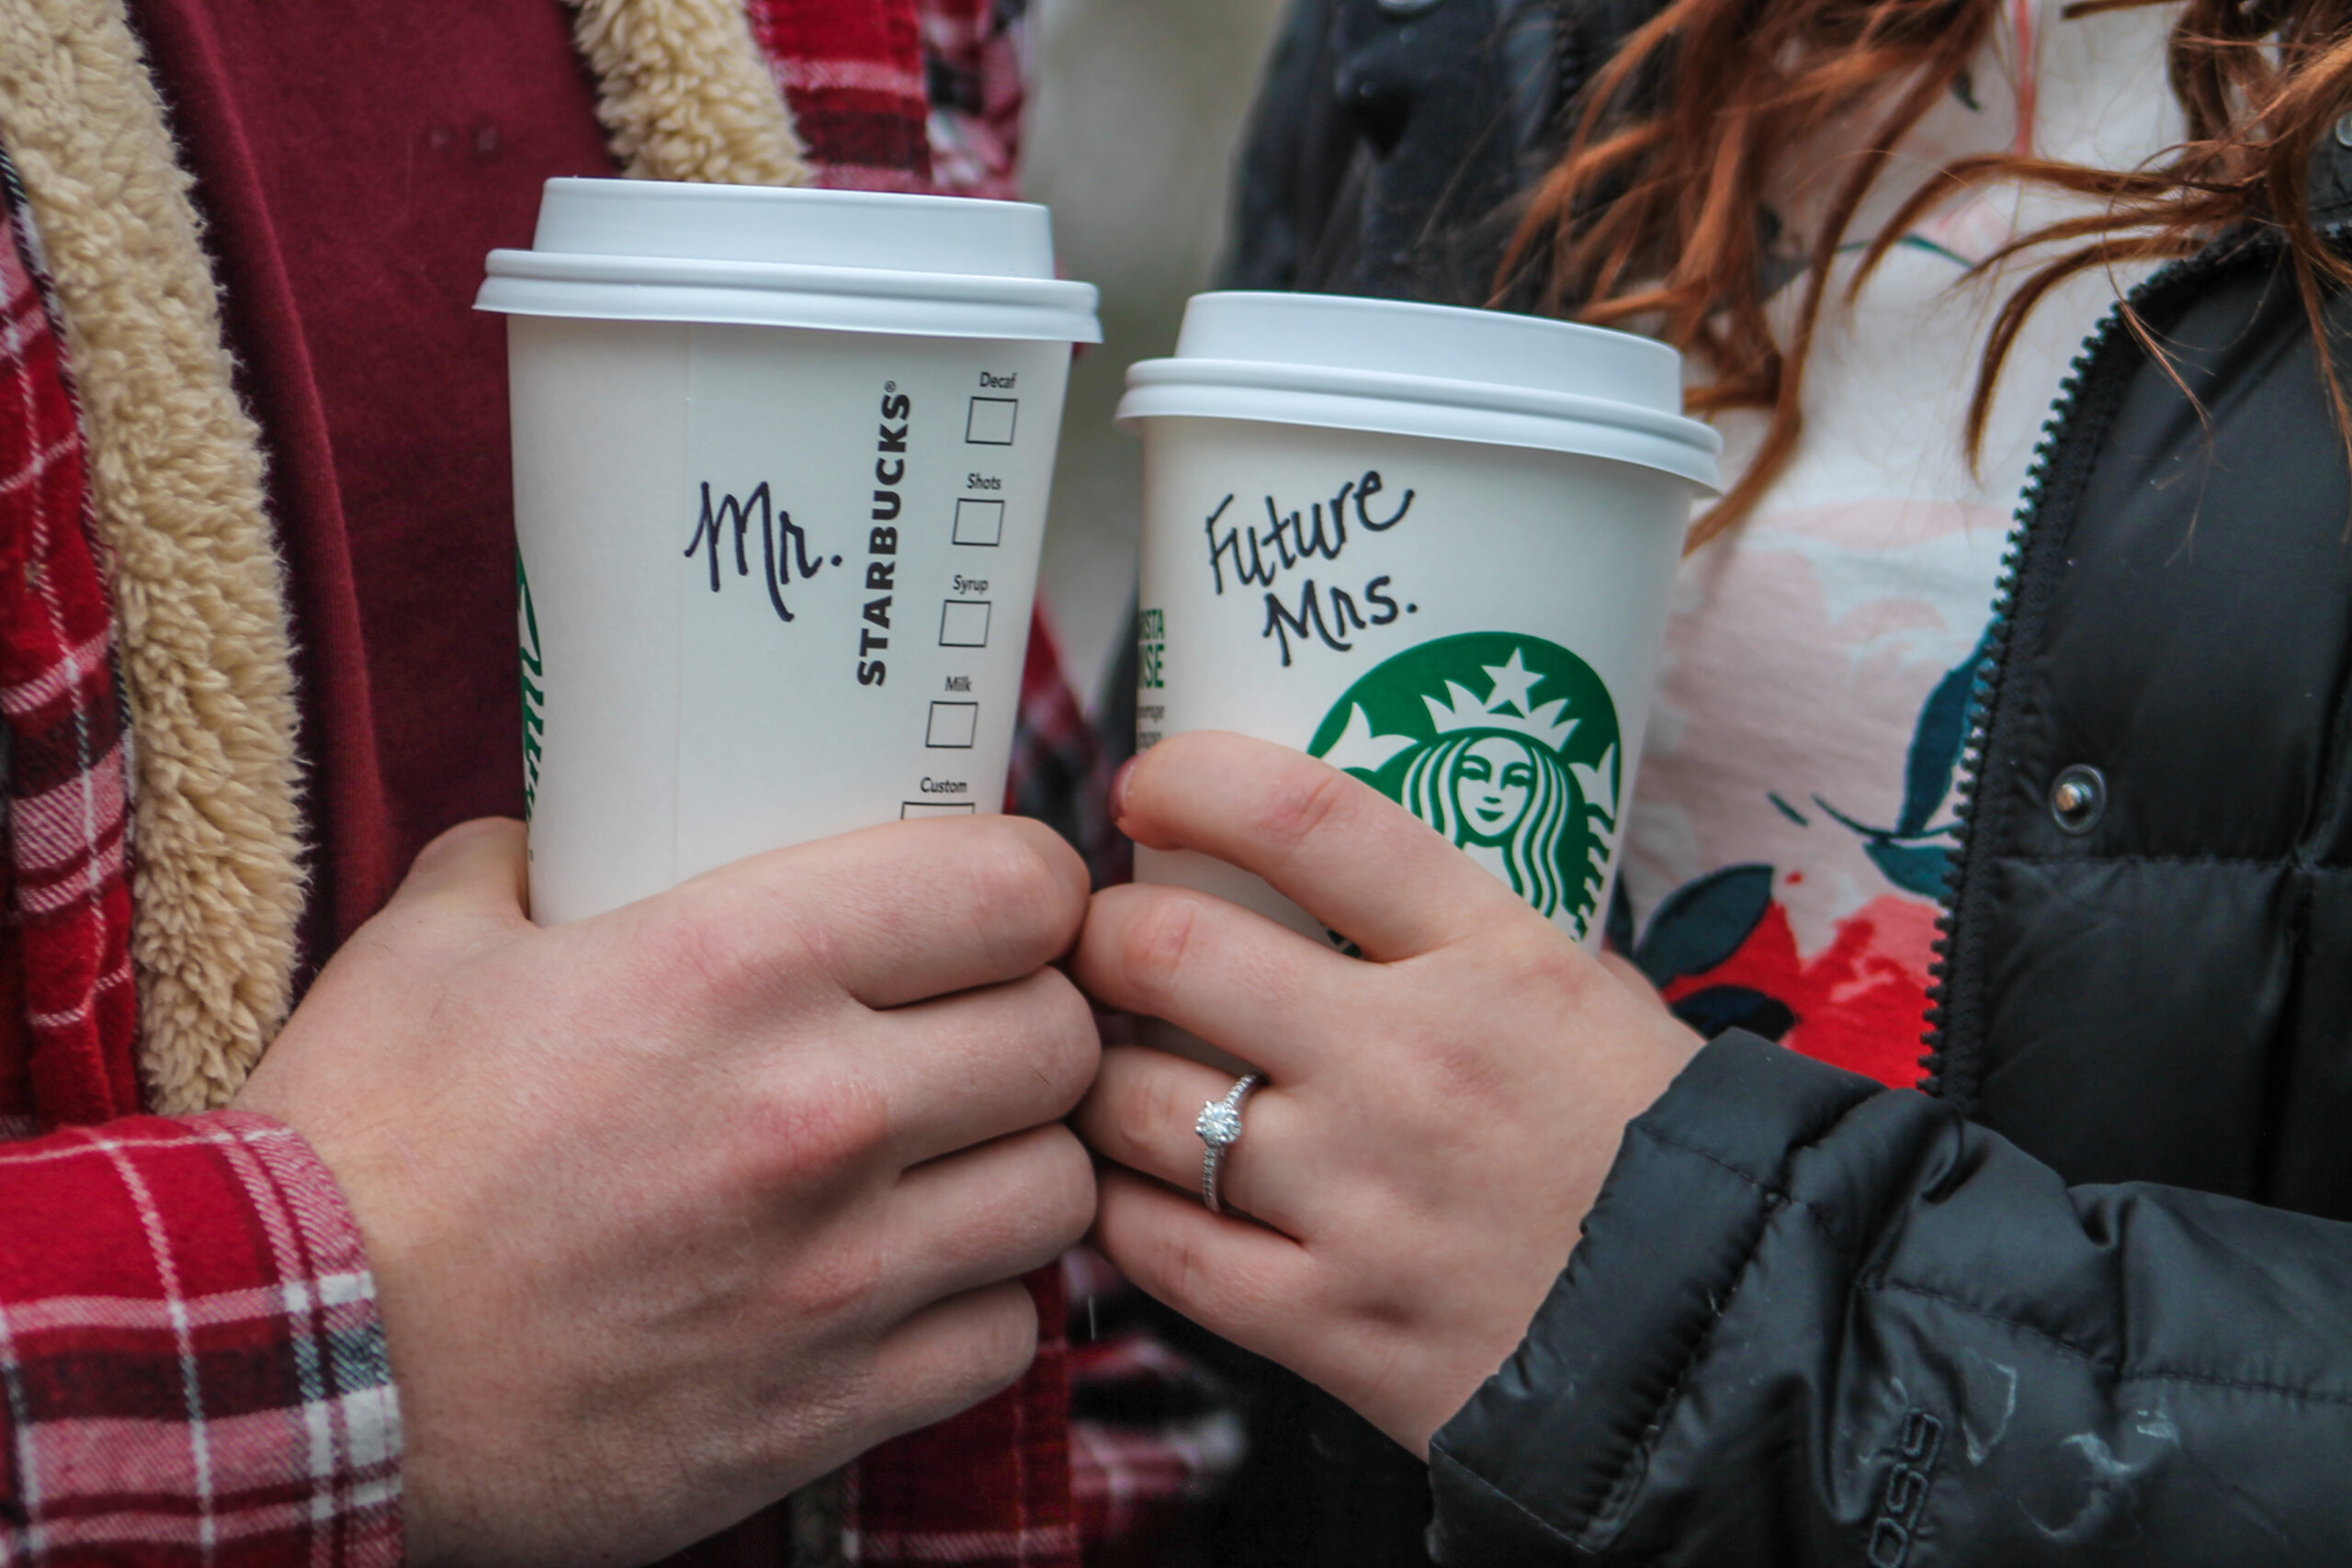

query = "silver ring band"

[{"left": 1195, "top": 1073, "right": 1261, "bottom": 1214}]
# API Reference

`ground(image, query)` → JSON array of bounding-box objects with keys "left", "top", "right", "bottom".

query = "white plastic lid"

[
  {"left": 477, "top": 178, "right": 1102, "bottom": 344},
  {"left": 1117, "top": 292, "right": 1719, "bottom": 490}
]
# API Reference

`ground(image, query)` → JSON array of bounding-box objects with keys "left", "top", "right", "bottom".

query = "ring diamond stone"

[
  {"left": 1196, "top": 1100, "right": 1244, "bottom": 1146},
  {"left": 1196, "top": 1073, "right": 1261, "bottom": 1214}
]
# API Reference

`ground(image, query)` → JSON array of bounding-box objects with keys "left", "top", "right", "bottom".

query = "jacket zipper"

[
  {"left": 1915, "top": 325, "right": 2103, "bottom": 1098},
  {"left": 1917, "top": 236, "right": 2259, "bottom": 1101}
]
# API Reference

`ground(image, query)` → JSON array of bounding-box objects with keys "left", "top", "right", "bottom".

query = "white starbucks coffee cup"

[
  {"left": 1117, "top": 291, "right": 1720, "bottom": 953},
  {"left": 479, "top": 178, "right": 1100, "bottom": 924}
]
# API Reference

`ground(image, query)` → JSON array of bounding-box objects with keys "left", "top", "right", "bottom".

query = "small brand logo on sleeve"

[{"left": 1871, "top": 1409, "right": 1944, "bottom": 1567}]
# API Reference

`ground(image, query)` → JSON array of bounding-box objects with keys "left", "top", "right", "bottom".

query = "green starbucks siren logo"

[{"left": 1308, "top": 632, "right": 1622, "bottom": 938}]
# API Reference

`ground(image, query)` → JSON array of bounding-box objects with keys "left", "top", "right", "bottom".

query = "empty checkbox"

[
  {"left": 966, "top": 397, "right": 1018, "bottom": 446},
  {"left": 953, "top": 498, "right": 1005, "bottom": 546},
  {"left": 938, "top": 599, "right": 992, "bottom": 647},
  {"left": 927, "top": 701, "right": 979, "bottom": 749}
]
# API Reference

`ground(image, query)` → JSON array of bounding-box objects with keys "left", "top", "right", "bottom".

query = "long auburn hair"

[{"left": 1503, "top": 0, "right": 2352, "bottom": 547}]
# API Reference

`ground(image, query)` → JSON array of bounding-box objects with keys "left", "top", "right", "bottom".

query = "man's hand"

[
  {"left": 1072, "top": 732, "right": 1700, "bottom": 1458},
  {"left": 235, "top": 817, "right": 1098, "bottom": 1568}
]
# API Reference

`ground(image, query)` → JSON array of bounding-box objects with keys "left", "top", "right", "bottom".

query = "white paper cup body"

[
  {"left": 484, "top": 180, "right": 1098, "bottom": 924},
  {"left": 1121, "top": 293, "right": 1718, "bottom": 954}
]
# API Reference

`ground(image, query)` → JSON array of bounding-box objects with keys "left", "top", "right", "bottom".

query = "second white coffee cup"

[
  {"left": 1118, "top": 291, "right": 1720, "bottom": 951},
  {"left": 480, "top": 178, "right": 1101, "bottom": 924}
]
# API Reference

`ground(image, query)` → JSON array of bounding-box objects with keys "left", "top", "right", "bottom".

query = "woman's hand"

[{"left": 1073, "top": 731, "right": 1702, "bottom": 1457}]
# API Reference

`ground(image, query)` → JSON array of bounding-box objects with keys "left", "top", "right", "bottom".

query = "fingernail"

[{"left": 1107, "top": 756, "right": 1137, "bottom": 823}]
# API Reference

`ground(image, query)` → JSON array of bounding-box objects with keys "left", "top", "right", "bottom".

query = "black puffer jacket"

[{"left": 1219, "top": 3, "right": 2352, "bottom": 1562}]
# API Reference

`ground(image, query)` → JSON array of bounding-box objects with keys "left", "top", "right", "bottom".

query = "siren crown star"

[
  {"left": 1422, "top": 645, "right": 1578, "bottom": 752},
  {"left": 1480, "top": 649, "right": 1544, "bottom": 715}
]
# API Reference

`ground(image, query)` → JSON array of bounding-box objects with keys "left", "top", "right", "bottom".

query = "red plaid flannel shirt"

[
  {"left": 0, "top": 145, "right": 401, "bottom": 1567},
  {"left": 0, "top": 1114, "right": 399, "bottom": 1565},
  {"left": 747, "top": 0, "right": 1026, "bottom": 200},
  {"left": 0, "top": 154, "right": 136, "bottom": 1134}
]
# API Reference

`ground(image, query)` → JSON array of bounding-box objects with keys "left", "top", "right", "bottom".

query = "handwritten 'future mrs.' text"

[{"left": 1202, "top": 469, "right": 1416, "bottom": 667}]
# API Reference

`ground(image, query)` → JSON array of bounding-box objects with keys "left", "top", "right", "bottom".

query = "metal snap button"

[
  {"left": 2050, "top": 764, "right": 2107, "bottom": 835},
  {"left": 2335, "top": 110, "right": 2352, "bottom": 149}
]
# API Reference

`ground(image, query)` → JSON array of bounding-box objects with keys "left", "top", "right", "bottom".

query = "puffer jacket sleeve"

[{"left": 1427, "top": 1032, "right": 2352, "bottom": 1566}]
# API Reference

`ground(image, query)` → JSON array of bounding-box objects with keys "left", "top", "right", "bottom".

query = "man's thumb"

[{"left": 393, "top": 818, "right": 532, "bottom": 923}]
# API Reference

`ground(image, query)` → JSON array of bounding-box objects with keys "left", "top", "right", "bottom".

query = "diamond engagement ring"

[{"left": 1195, "top": 1073, "right": 1261, "bottom": 1214}]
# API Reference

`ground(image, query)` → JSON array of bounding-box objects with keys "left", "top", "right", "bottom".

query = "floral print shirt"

[{"left": 1615, "top": 0, "right": 2183, "bottom": 1085}]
